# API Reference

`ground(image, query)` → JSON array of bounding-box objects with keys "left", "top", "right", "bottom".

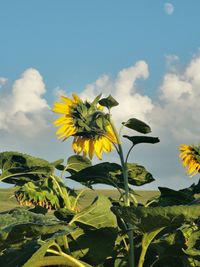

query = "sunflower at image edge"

[
  {"left": 52, "top": 94, "right": 117, "bottom": 159},
  {"left": 179, "top": 144, "right": 200, "bottom": 177}
]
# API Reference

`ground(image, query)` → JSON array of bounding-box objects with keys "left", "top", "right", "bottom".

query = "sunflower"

[
  {"left": 52, "top": 94, "right": 117, "bottom": 159},
  {"left": 179, "top": 144, "right": 200, "bottom": 177}
]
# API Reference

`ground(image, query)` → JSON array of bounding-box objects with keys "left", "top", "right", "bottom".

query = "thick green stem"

[
  {"left": 47, "top": 249, "right": 86, "bottom": 267},
  {"left": 117, "top": 144, "right": 130, "bottom": 206},
  {"left": 110, "top": 120, "right": 135, "bottom": 267}
]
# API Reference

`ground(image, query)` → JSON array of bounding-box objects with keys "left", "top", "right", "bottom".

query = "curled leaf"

[
  {"left": 123, "top": 135, "right": 160, "bottom": 145},
  {"left": 98, "top": 95, "right": 119, "bottom": 109},
  {"left": 122, "top": 118, "right": 151, "bottom": 134}
]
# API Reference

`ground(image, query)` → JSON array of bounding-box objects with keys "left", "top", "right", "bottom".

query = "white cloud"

[
  {"left": 151, "top": 55, "right": 200, "bottom": 143},
  {"left": 0, "top": 68, "right": 50, "bottom": 136},
  {"left": 0, "top": 77, "right": 7, "bottom": 87},
  {"left": 81, "top": 61, "right": 153, "bottom": 123},
  {"left": 0, "top": 69, "right": 72, "bottom": 171},
  {"left": 164, "top": 3, "right": 174, "bottom": 15}
]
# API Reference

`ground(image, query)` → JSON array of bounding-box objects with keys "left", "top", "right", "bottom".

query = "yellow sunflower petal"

[
  {"left": 106, "top": 124, "right": 118, "bottom": 143},
  {"left": 52, "top": 102, "right": 71, "bottom": 114},
  {"left": 53, "top": 116, "right": 74, "bottom": 126},
  {"left": 88, "top": 139, "right": 95, "bottom": 159},
  {"left": 179, "top": 143, "right": 200, "bottom": 177},
  {"left": 72, "top": 93, "right": 82, "bottom": 103},
  {"left": 94, "top": 138, "right": 103, "bottom": 159},
  {"left": 101, "top": 136, "right": 112, "bottom": 152},
  {"left": 82, "top": 138, "right": 89, "bottom": 156}
]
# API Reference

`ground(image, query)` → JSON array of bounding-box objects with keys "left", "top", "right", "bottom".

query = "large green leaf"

[
  {"left": 69, "top": 195, "right": 117, "bottom": 229},
  {"left": 0, "top": 152, "right": 54, "bottom": 185},
  {"left": 149, "top": 187, "right": 196, "bottom": 207},
  {"left": 0, "top": 236, "right": 92, "bottom": 267},
  {"left": 68, "top": 162, "right": 154, "bottom": 189},
  {"left": 0, "top": 240, "right": 41, "bottom": 267},
  {"left": 126, "top": 163, "right": 155, "bottom": 186},
  {"left": 22, "top": 239, "right": 92, "bottom": 267},
  {"left": 181, "top": 226, "right": 200, "bottom": 257},
  {"left": 0, "top": 207, "right": 69, "bottom": 251},
  {"left": 66, "top": 155, "right": 92, "bottom": 175},
  {"left": 148, "top": 224, "right": 200, "bottom": 267},
  {"left": 122, "top": 118, "right": 151, "bottom": 134},
  {"left": 112, "top": 205, "right": 200, "bottom": 233},
  {"left": 69, "top": 195, "right": 118, "bottom": 266}
]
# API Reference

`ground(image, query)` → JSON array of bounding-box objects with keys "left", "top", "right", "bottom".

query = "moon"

[{"left": 164, "top": 3, "right": 174, "bottom": 15}]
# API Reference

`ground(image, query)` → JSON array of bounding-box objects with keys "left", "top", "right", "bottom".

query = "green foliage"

[
  {"left": 122, "top": 118, "right": 151, "bottom": 134},
  {"left": 98, "top": 95, "right": 119, "bottom": 110},
  {"left": 66, "top": 155, "right": 92, "bottom": 174},
  {"left": 0, "top": 146, "right": 200, "bottom": 266},
  {"left": 2, "top": 93, "right": 200, "bottom": 267},
  {"left": 112, "top": 205, "right": 200, "bottom": 233},
  {"left": 123, "top": 135, "right": 160, "bottom": 145},
  {"left": 68, "top": 196, "right": 118, "bottom": 265},
  {"left": 67, "top": 162, "right": 155, "bottom": 189},
  {"left": 0, "top": 151, "right": 55, "bottom": 185}
]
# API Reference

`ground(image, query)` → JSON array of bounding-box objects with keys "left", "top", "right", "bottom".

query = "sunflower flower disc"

[
  {"left": 52, "top": 94, "right": 117, "bottom": 159},
  {"left": 179, "top": 144, "right": 200, "bottom": 177}
]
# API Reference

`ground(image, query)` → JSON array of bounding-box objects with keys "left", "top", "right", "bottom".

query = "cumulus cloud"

[
  {"left": 151, "top": 56, "right": 200, "bottom": 143},
  {"left": 0, "top": 68, "right": 49, "bottom": 136},
  {"left": 81, "top": 61, "right": 153, "bottom": 123},
  {"left": 0, "top": 68, "right": 71, "bottom": 168}
]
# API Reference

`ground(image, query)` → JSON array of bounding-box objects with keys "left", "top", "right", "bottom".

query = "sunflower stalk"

[{"left": 110, "top": 119, "right": 135, "bottom": 267}]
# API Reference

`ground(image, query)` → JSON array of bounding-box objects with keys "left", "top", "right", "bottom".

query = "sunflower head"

[
  {"left": 52, "top": 94, "right": 118, "bottom": 159},
  {"left": 179, "top": 144, "right": 200, "bottom": 177}
]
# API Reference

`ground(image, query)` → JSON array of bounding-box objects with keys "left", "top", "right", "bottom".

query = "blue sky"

[
  {"left": 1, "top": 1, "right": 200, "bottom": 189},
  {"left": 1, "top": 1, "right": 200, "bottom": 99}
]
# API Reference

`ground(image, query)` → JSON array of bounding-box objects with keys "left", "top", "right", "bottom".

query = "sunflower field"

[{"left": 0, "top": 94, "right": 200, "bottom": 267}]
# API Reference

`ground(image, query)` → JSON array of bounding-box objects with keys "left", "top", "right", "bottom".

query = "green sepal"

[{"left": 91, "top": 93, "right": 102, "bottom": 106}]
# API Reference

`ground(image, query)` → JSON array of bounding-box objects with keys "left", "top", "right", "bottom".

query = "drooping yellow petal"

[
  {"left": 179, "top": 144, "right": 200, "bottom": 177},
  {"left": 101, "top": 136, "right": 112, "bottom": 152},
  {"left": 88, "top": 139, "right": 95, "bottom": 159},
  {"left": 94, "top": 138, "right": 103, "bottom": 159},
  {"left": 105, "top": 124, "right": 118, "bottom": 144},
  {"left": 83, "top": 138, "right": 89, "bottom": 156}
]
